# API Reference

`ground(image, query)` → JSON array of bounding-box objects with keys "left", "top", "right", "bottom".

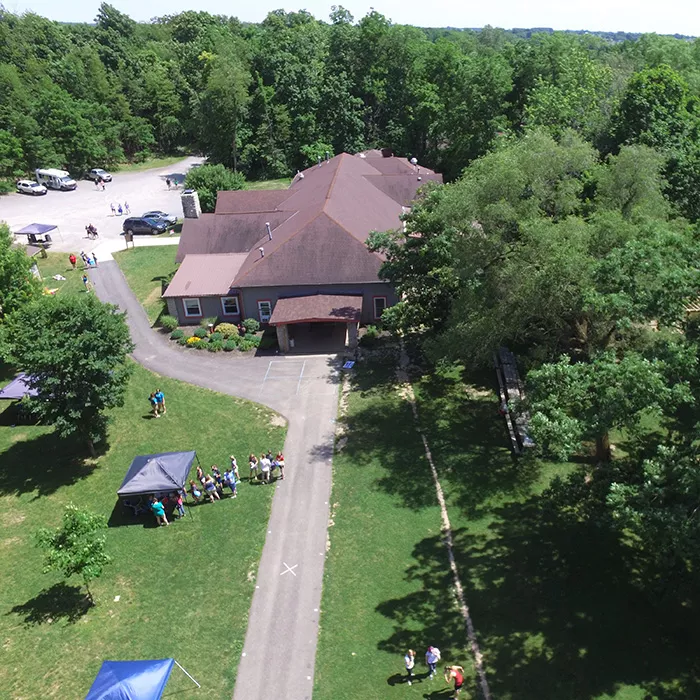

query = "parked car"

[
  {"left": 142, "top": 210, "right": 178, "bottom": 226},
  {"left": 87, "top": 168, "right": 112, "bottom": 182},
  {"left": 122, "top": 217, "right": 167, "bottom": 236},
  {"left": 16, "top": 180, "right": 47, "bottom": 196}
]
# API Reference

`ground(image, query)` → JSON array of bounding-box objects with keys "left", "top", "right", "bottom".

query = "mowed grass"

[
  {"left": 0, "top": 362, "right": 286, "bottom": 699},
  {"left": 114, "top": 155, "right": 185, "bottom": 173},
  {"left": 36, "top": 251, "right": 90, "bottom": 296},
  {"left": 246, "top": 178, "right": 292, "bottom": 190},
  {"left": 113, "top": 246, "right": 178, "bottom": 325},
  {"left": 314, "top": 350, "right": 700, "bottom": 700}
]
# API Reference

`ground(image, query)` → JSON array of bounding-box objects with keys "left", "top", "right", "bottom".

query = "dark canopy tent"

[
  {"left": 16, "top": 223, "right": 57, "bottom": 235},
  {"left": 85, "top": 658, "right": 200, "bottom": 699},
  {"left": 0, "top": 373, "right": 37, "bottom": 400},
  {"left": 117, "top": 451, "right": 197, "bottom": 497}
]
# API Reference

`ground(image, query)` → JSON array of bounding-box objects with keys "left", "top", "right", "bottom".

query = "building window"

[
  {"left": 373, "top": 296, "right": 387, "bottom": 320},
  {"left": 183, "top": 298, "right": 202, "bottom": 317},
  {"left": 258, "top": 300, "right": 272, "bottom": 323},
  {"left": 221, "top": 296, "right": 240, "bottom": 315}
]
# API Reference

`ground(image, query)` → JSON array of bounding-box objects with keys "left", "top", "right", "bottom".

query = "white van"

[{"left": 35, "top": 168, "right": 77, "bottom": 191}]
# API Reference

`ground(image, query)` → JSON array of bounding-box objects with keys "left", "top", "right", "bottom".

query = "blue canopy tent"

[
  {"left": 0, "top": 373, "right": 38, "bottom": 400},
  {"left": 15, "top": 222, "right": 63, "bottom": 245},
  {"left": 85, "top": 658, "right": 200, "bottom": 699},
  {"left": 117, "top": 451, "right": 198, "bottom": 497}
]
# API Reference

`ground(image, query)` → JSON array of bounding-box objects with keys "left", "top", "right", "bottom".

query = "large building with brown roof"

[{"left": 164, "top": 151, "right": 441, "bottom": 350}]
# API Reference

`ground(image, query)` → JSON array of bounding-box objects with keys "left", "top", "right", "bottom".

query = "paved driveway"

[
  {"left": 93, "top": 260, "right": 339, "bottom": 700},
  {"left": 0, "top": 156, "right": 203, "bottom": 252}
]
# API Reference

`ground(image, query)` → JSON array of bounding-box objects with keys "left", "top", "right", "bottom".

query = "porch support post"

[
  {"left": 276, "top": 324, "right": 290, "bottom": 353},
  {"left": 346, "top": 321, "right": 359, "bottom": 349}
]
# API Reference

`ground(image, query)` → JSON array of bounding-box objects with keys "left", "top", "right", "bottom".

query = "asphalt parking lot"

[{"left": 0, "top": 156, "right": 204, "bottom": 253}]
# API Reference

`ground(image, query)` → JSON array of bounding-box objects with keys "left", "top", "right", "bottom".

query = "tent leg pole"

[
  {"left": 174, "top": 660, "right": 201, "bottom": 688},
  {"left": 195, "top": 452, "right": 201, "bottom": 467}
]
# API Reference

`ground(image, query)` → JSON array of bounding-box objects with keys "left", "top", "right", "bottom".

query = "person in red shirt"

[
  {"left": 69, "top": 253, "right": 77, "bottom": 270},
  {"left": 444, "top": 665, "right": 465, "bottom": 697}
]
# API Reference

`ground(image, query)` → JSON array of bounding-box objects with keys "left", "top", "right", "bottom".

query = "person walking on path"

[
  {"left": 69, "top": 253, "right": 77, "bottom": 270},
  {"left": 404, "top": 649, "right": 416, "bottom": 686},
  {"left": 91, "top": 253, "right": 98, "bottom": 268},
  {"left": 155, "top": 388, "right": 166, "bottom": 415},
  {"left": 110, "top": 203, "right": 116, "bottom": 216},
  {"left": 82, "top": 274, "right": 92, "bottom": 292},
  {"left": 166, "top": 178, "right": 171, "bottom": 190},
  {"left": 124, "top": 201, "right": 130, "bottom": 214},
  {"left": 80, "top": 251, "right": 89, "bottom": 267},
  {"left": 444, "top": 665, "right": 465, "bottom": 697},
  {"left": 425, "top": 646, "right": 441, "bottom": 679},
  {"left": 117, "top": 203, "right": 123, "bottom": 215}
]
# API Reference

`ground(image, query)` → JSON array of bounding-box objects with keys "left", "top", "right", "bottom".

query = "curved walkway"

[{"left": 93, "top": 260, "right": 340, "bottom": 700}]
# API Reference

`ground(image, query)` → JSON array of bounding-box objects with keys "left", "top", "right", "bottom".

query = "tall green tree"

[
  {"left": 183, "top": 163, "right": 245, "bottom": 212},
  {"left": 0, "top": 223, "right": 41, "bottom": 323},
  {"left": 7, "top": 294, "right": 134, "bottom": 454}
]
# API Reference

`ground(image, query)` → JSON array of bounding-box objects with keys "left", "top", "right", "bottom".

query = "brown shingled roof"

[
  {"left": 216, "top": 189, "right": 294, "bottom": 214},
  {"left": 269, "top": 294, "right": 362, "bottom": 324},
  {"left": 163, "top": 254, "right": 247, "bottom": 297}
]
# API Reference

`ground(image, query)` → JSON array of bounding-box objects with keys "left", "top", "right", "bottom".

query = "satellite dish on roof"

[
  {"left": 410, "top": 157, "right": 418, "bottom": 165},
  {"left": 358, "top": 153, "right": 366, "bottom": 159}
]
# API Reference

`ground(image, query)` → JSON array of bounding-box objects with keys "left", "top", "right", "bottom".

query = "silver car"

[
  {"left": 87, "top": 168, "right": 113, "bottom": 182},
  {"left": 16, "top": 179, "right": 47, "bottom": 196},
  {"left": 142, "top": 210, "right": 178, "bottom": 226}
]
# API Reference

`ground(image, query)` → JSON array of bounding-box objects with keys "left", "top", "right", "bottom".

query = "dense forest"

[{"left": 3, "top": 3, "right": 700, "bottom": 206}]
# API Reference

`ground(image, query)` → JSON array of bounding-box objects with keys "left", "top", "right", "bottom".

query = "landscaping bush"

[
  {"left": 193, "top": 327, "right": 208, "bottom": 339},
  {"left": 243, "top": 318, "right": 260, "bottom": 333},
  {"left": 160, "top": 315, "right": 178, "bottom": 332},
  {"left": 224, "top": 332, "right": 240, "bottom": 347},
  {"left": 244, "top": 333, "right": 261, "bottom": 347},
  {"left": 177, "top": 336, "right": 188, "bottom": 346},
  {"left": 224, "top": 339, "right": 238, "bottom": 352},
  {"left": 209, "top": 331, "right": 223, "bottom": 342},
  {"left": 207, "top": 340, "right": 224, "bottom": 352},
  {"left": 215, "top": 322, "right": 238, "bottom": 338},
  {"left": 170, "top": 329, "right": 184, "bottom": 340},
  {"left": 360, "top": 325, "right": 380, "bottom": 346},
  {"left": 238, "top": 339, "right": 255, "bottom": 352},
  {"left": 186, "top": 336, "right": 201, "bottom": 347}
]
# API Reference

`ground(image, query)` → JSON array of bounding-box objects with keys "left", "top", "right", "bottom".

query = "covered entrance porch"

[{"left": 269, "top": 294, "right": 362, "bottom": 354}]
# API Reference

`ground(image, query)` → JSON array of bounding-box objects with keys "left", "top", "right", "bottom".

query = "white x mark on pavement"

[{"left": 281, "top": 562, "right": 298, "bottom": 577}]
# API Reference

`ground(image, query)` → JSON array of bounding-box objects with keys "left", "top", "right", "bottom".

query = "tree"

[
  {"left": 0, "top": 222, "right": 41, "bottom": 323},
  {"left": 527, "top": 352, "right": 689, "bottom": 461},
  {"left": 35, "top": 505, "right": 111, "bottom": 604},
  {"left": 7, "top": 294, "right": 134, "bottom": 455},
  {"left": 183, "top": 163, "right": 245, "bottom": 213}
]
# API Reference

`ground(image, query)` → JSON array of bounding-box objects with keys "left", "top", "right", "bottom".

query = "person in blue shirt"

[
  {"left": 154, "top": 389, "right": 166, "bottom": 416},
  {"left": 224, "top": 468, "right": 237, "bottom": 498}
]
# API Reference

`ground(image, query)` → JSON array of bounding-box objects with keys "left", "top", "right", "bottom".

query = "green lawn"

[
  {"left": 113, "top": 246, "right": 178, "bottom": 325},
  {"left": 314, "top": 349, "right": 700, "bottom": 700},
  {"left": 36, "top": 251, "right": 89, "bottom": 296},
  {"left": 0, "top": 362, "right": 286, "bottom": 699},
  {"left": 246, "top": 178, "right": 292, "bottom": 190},
  {"left": 113, "top": 155, "right": 185, "bottom": 173}
]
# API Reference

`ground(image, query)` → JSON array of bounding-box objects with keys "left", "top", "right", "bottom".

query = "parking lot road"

[{"left": 0, "top": 156, "right": 204, "bottom": 253}]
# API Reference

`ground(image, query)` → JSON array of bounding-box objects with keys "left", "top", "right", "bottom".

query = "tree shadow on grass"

[
  {"left": 0, "top": 429, "right": 98, "bottom": 498},
  {"left": 9, "top": 582, "right": 93, "bottom": 626},
  {"left": 376, "top": 493, "right": 700, "bottom": 699}
]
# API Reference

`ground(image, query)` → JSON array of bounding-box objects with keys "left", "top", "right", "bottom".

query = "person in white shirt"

[
  {"left": 425, "top": 645, "right": 441, "bottom": 679},
  {"left": 260, "top": 454, "right": 272, "bottom": 483},
  {"left": 404, "top": 649, "right": 415, "bottom": 686}
]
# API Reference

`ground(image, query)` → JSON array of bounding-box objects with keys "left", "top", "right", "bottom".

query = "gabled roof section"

[
  {"left": 234, "top": 212, "right": 383, "bottom": 287},
  {"left": 177, "top": 211, "right": 293, "bottom": 263},
  {"left": 163, "top": 254, "right": 247, "bottom": 297},
  {"left": 216, "top": 189, "right": 294, "bottom": 214}
]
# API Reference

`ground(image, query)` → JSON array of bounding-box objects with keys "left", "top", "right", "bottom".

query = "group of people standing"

[
  {"left": 190, "top": 459, "right": 240, "bottom": 503},
  {"left": 110, "top": 202, "right": 130, "bottom": 216},
  {"left": 403, "top": 646, "right": 464, "bottom": 696},
  {"left": 148, "top": 491, "right": 186, "bottom": 526},
  {"left": 248, "top": 451, "right": 285, "bottom": 483}
]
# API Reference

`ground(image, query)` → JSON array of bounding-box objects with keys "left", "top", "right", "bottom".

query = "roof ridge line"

[
  {"left": 322, "top": 209, "right": 386, "bottom": 261},
  {"left": 232, "top": 210, "right": 325, "bottom": 286},
  {"left": 325, "top": 154, "right": 347, "bottom": 201}
]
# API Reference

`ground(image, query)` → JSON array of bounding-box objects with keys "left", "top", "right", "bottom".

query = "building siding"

[{"left": 171, "top": 283, "right": 396, "bottom": 326}]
